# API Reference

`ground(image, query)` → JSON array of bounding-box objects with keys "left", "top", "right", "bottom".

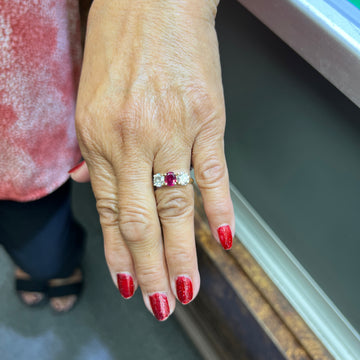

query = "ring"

[{"left": 153, "top": 171, "right": 194, "bottom": 188}]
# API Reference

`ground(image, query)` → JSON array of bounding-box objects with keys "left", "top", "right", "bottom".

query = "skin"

[{"left": 71, "top": 0, "right": 235, "bottom": 319}]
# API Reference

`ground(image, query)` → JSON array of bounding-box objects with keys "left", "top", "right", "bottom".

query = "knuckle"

[
  {"left": 75, "top": 116, "right": 95, "bottom": 147},
  {"left": 196, "top": 156, "right": 227, "bottom": 190},
  {"left": 113, "top": 103, "right": 157, "bottom": 152},
  {"left": 76, "top": 98, "right": 142, "bottom": 151},
  {"left": 96, "top": 198, "right": 119, "bottom": 227},
  {"left": 187, "top": 85, "right": 225, "bottom": 128},
  {"left": 157, "top": 189, "right": 194, "bottom": 223},
  {"left": 75, "top": 104, "right": 96, "bottom": 134},
  {"left": 75, "top": 112, "right": 106, "bottom": 156},
  {"left": 167, "top": 246, "right": 195, "bottom": 265},
  {"left": 118, "top": 205, "right": 153, "bottom": 243},
  {"left": 193, "top": 92, "right": 216, "bottom": 115},
  {"left": 116, "top": 110, "right": 139, "bottom": 138},
  {"left": 136, "top": 263, "right": 164, "bottom": 288}
]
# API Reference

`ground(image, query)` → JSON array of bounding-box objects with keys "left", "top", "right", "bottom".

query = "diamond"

[
  {"left": 177, "top": 172, "right": 190, "bottom": 185},
  {"left": 153, "top": 173, "right": 164, "bottom": 187},
  {"left": 165, "top": 172, "right": 176, "bottom": 186}
]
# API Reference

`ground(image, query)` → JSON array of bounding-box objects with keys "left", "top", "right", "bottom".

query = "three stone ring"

[{"left": 153, "top": 171, "right": 194, "bottom": 188}]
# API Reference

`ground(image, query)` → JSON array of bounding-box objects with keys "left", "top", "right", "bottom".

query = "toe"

[
  {"left": 50, "top": 295, "right": 77, "bottom": 312},
  {"left": 20, "top": 292, "right": 44, "bottom": 306},
  {"left": 48, "top": 269, "right": 82, "bottom": 313},
  {"left": 15, "top": 267, "right": 46, "bottom": 306}
]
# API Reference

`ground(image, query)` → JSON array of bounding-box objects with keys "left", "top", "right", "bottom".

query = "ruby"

[{"left": 165, "top": 172, "right": 176, "bottom": 186}]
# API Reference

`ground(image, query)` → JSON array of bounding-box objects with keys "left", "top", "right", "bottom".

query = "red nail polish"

[
  {"left": 68, "top": 160, "right": 85, "bottom": 174},
  {"left": 217, "top": 225, "right": 233, "bottom": 250},
  {"left": 117, "top": 273, "right": 135, "bottom": 299},
  {"left": 149, "top": 293, "right": 170, "bottom": 321},
  {"left": 176, "top": 276, "right": 193, "bottom": 304}
]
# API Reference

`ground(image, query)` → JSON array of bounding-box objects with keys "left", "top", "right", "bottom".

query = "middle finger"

[{"left": 115, "top": 155, "right": 175, "bottom": 321}]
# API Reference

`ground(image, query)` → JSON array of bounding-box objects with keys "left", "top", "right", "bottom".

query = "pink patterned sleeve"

[{"left": 0, "top": 0, "right": 82, "bottom": 201}]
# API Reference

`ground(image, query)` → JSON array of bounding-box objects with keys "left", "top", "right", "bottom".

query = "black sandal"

[{"left": 15, "top": 278, "right": 48, "bottom": 307}]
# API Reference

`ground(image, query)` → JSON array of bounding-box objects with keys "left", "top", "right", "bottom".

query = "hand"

[{"left": 72, "top": 0, "right": 234, "bottom": 321}]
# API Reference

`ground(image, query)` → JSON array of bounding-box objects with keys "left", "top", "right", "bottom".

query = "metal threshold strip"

[
  {"left": 231, "top": 183, "right": 360, "bottom": 360},
  {"left": 237, "top": 0, "right": 360, "bottom": 108}
]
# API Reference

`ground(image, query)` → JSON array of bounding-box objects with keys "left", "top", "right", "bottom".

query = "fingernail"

[
  {"left": 68, "top": 160, "right": 85, "bottom": 174},
  {"left": 176, "top": 276, "right": 193, "bottom": 304},
  {"left": 117, "top": 273, "right": 135, "bottom": 299},
  {"left": 149, "top": 293, "right": 170, "bottom": 321},
  {"left": 217, "top": 225, "right": 233, "bottom": 250}
]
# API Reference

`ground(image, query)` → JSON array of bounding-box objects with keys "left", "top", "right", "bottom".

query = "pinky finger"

[
  {"left": 103, "top": 225, "right": 138, "bottom": 299},
  {"left": 193, "top": 136, "right": 235, "bottom": 250}
]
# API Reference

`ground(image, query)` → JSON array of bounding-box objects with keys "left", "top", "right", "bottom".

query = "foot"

[
  {"left": 15, "top": 268, "right": 45, "bottom": 306},
  {"left": 48, "top": 268, "right": 83, "bottom": 313}
]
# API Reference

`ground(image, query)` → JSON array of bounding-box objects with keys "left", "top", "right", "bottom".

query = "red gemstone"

[{"left": 165, "top": 172, "right": 176, "bottom": 186}]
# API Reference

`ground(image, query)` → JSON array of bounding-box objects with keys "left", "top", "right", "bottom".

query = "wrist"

[{"left": 90, "top": 0, "right": 219, "bottom": 23}]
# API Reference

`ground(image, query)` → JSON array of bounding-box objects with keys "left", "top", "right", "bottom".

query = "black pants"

[{"left": 0, "top": 182, "right": 85, "bottom": 281}]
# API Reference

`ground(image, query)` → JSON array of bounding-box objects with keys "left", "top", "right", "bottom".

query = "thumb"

[{"left": 68, "top": 160, "right": 90, "bottom": 182}]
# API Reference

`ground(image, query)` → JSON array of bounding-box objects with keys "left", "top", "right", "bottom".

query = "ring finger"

[{"left": 154, "top": 148, "right": 200, "bottom": 305}]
